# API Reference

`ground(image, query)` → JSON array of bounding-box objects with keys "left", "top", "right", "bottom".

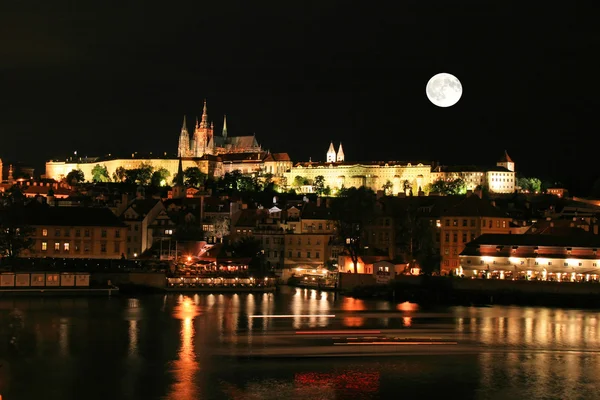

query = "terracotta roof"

[
  {"left": 232, "top": 209, "right": 261, "bottom": 227},
  {"left": 0, "top": 204, "right": 126, "bottom": 227},
  {"left": 526, "top": 219, "right": 590, "bottom": 236},
  {"left": 300, "top": 202, "right": 334, "bottom": 220},
  {"left": 498, "top": 150, "right": 513, "bottom": 163},
  {"left": 266, "top": 153, "right": 291, "bottom": 162},
  {"left": 122, "top": 198, "right": 162, "bottom": 220}
]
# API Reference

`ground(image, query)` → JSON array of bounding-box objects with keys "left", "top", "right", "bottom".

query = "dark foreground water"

[{"left": 1, "top": 286, "right": 600, "bottom": 400}]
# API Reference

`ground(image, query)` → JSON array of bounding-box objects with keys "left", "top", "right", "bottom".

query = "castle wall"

[
  {"left": 285, "top": 163, "right": 432, "bottom": 195},
  {"left": 45, "top": 158, "right": 223, "bottom": 182}
]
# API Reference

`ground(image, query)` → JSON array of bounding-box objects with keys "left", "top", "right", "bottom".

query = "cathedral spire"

[
  {"left": 222, "top": 115, "right": 228, "bottom": 138},
  {"left": 177, "top": 115, "right": 190, "bottom": 157},
  {"left": 200, "top": 99, "right": 209, "bottom": 128}
]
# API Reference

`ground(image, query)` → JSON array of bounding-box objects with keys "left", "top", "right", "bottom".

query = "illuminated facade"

[
  {"left": 20, "top": 207, "right": 128, "bottom": 259},
  {"left": 46, "top": 155, "right": 222, "bottom": 182},
  {"left": 440, "top": 194, "right": 513, "bottom": 274},
  {"left": 178, "top": 101, "right": 261, "bottom": 158},
  {"left": 231, "top": 201, "right": 339, "bottom": 270},
  {"left": 459, "top": 233, "right": 600, "bottom": 282},
  {"left": 285, "top": 143, "right": 431, "bottom": 195},
  {"left": 431, "top": 151, "right": 516, "bottom": 194},
  {"left": 286, "top": 145, "right": 516, "bottom": 195}
]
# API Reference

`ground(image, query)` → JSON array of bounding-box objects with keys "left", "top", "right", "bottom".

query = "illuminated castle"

[
  {"left": 178, "top": 100, "right": 261, "bottom": 158},
  {"left": 285, "top": 144, "right": 515, "bottom": 195}
]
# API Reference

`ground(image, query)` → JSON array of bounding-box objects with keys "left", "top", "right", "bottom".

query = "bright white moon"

[{"left": 426, "top": 72, "right": 462, "bottom": 108}]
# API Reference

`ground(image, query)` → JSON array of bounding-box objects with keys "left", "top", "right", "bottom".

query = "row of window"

[
  {"left": 468, "top": 259, "right": 598, "bottom": 267},
  {"left": 444, "top": 232, "right": 478, "bottom": 243},
  {"left": 40, "top": 241, "right": 121, "bottom": 253},
  {"left": 41, "top": 228, "right": 121, "bottom": 238},
  {"left": 445, "top": 219, "right": 507, "bottom": 228},
  {"left": 264, "top": 250, "right": 323, "bottom": 259}
]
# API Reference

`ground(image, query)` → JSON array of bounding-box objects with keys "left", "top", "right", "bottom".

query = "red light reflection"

[{"left": 295, "top": 371, "right": 380, "bottom": 393}]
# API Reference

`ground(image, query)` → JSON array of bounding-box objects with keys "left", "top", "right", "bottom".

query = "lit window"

[
  {"left": 42, "top": 242, "right": 47, "bottom": 251},
  {"left": 42, "top": 229, "right": 48, "bottom": 237},
  {"left": 54, "top": 242, "right": 60, "bottom": 250},
  {"left": 64, "top": 243, "right": 70, "bottom": 251}
]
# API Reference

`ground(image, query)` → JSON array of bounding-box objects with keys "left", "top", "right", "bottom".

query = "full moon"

[{"left": 426, "top": 72, "right": 462, "bottom": 107}]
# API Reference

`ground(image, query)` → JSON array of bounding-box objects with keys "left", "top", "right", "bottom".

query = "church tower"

[
  {"left": 497, "top": 150, "right": 515, "bottom": 172},
  {"left": 193, "top": 99, "right": 214, "bottom": 157},
  {"left": 190, "top": 117, "right": 197, "bottom": 155},
  {"left": 222, "top": 115, "right": 228, "bottom": 139},
  {"left": 336, "top": 142, "right": 345, "bottom": 162},
  {"left": 177, "top": 115, "right": 190, "bottom": 157},
  {"left": 8, "top": 164, "right": 14, "bottom": 184},
  {"left": 326, "top": 141, "right": 336, "bottom": 163},
  {"left": 172, "top": 158, "right": 186, "bottom": 199}
]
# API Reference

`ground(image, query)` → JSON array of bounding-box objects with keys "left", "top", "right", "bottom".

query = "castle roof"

[
  {"left": 293, "top": 160, "right": 431, "bottom": 168},
  {"left": 433, "top": 165, "right": 512, "bottom": 173},
  {"left": 0, "top": 204, "right": 126, "bottom": 227},
  {"left": 461, "top": 233, "right": 600, "bottom": 250},
  {"left": 498, "top": 150, "right": 513, "bottom": 163}
]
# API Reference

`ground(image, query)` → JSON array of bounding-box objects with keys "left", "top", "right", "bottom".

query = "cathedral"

[{"left": 177, "top": 100, "right": 262, "bottom": 158}]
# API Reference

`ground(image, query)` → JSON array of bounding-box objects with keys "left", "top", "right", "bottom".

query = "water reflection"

[
  {"left": 5, "top": 293, "right": 600, "bottom": 400},
  {"left": 291, "top": 289, "right": 330, "bottom": 329},
  {"left": 58, "top": 318, "right": 69, "bottom": 357},
  {"left": 461, "top": 306, "right": 600, "bottom": 350},
  {"left": 124, "top": 298, "right": 142, "bottom": 357},
  {"left": 341, "top": 296, "right": 366, "bottom": 327},
  {"left": 166, "top": 296, "right": 200, "bottom": 400}
]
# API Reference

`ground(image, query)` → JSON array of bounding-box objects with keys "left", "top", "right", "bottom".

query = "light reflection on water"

[{"left": 0, "top": 287, "right": 600, "bottom": 399}]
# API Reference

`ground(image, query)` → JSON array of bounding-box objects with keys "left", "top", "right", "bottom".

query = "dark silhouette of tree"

[
  {"left": 0, "top": 203, "right": 35, "bottom": 259},
  {"left": 66, "top": 169, "right": 85, "bottom": 184},
  {"left": 227, "top": 236, "right": 266, "bottom": 275},
  {"left": 112, "top": 166, "right": 127, "bottom": 182},
  {"left": 382, "top": 180, "right": 393, "bottom": 195},
  {"left": 330, "top": 187, "right": 376, "bottom": 273},
  {"left": 151, "top": 168, "right": 171, "bottom": 187},
  {"left": 393, "top": 199, "right": 439, "bottom": 275},
  {"left": 216, "top": 171, "right": 243, "bottom": 193},
  {"left": 183, "top": 167, "right": 206, "bottom": 187},
  {"left": 313, "top": 175, "right": 326, "bottom": 195},
  {"left": 124, "top": 163, "right": 154, "bottom": 185}
]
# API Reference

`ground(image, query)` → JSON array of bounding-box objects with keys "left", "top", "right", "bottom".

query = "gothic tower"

[
  {"left": 192, "top": 99, "right": 214, "bottom": 157},
  {"left": 190, "top": 117, "right": 198, "bottom": 155},
  {"left": 336, "top": 142, "right": 345, "bottom": 162},
  {"left": 497, "top": 150, "right": 515, "bottom": 172},
  {"left": 177, "top": 115, "right": 190, "bottom": 157},
  {"left": 326, "top": 141, "right": 336, "bottom": 163},
  {"left": 222, "top": 115, "right": 228, "bottom": 139},
  {"left": 172, "top": 158, "right": 186, "bottom": 199}
]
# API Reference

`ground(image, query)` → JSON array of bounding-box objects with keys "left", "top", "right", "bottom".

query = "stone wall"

[{"left": 91, "top": 272, "right": 166, "bottom": 289}]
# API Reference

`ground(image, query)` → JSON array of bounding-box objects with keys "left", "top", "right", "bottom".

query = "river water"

[{"left": 1, "top": 286, "right": 600, "bottom": 400}]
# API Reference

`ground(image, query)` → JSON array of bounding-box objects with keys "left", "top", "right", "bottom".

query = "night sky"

[{"left": 1, "top": 1, "right": 596, "bottom": 194}]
